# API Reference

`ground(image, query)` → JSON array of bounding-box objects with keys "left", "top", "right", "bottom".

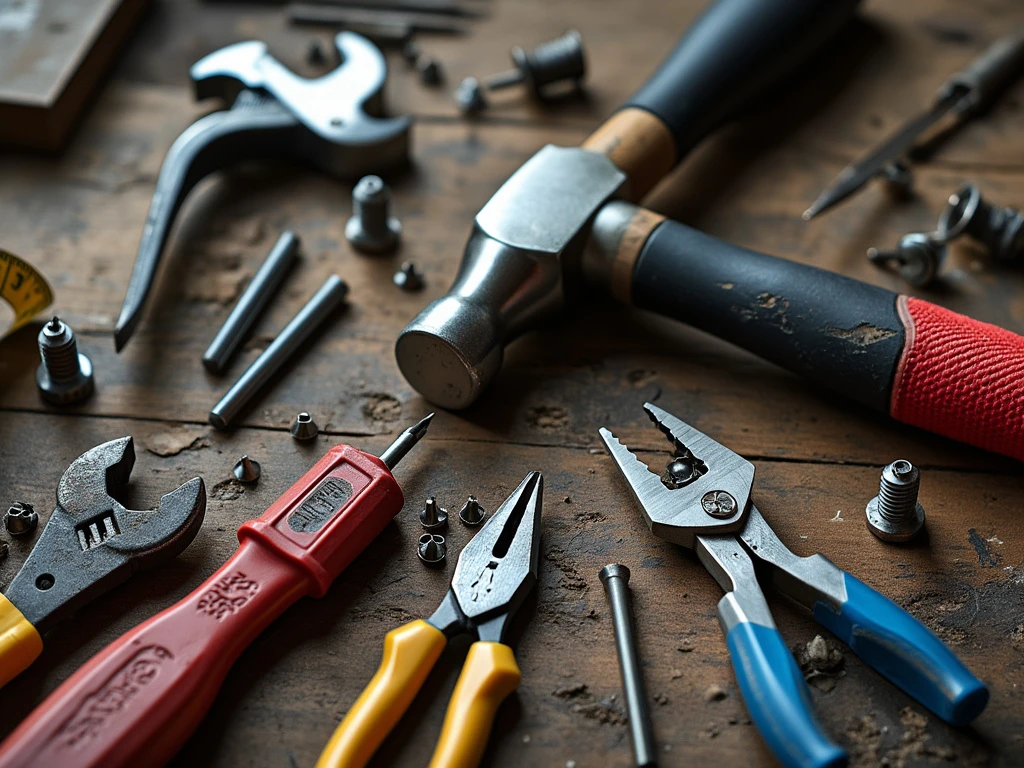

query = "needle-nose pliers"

[
  {"left": 600, "top": 403, "right": 989, "bottom": 768},
  {"left": 316, "top": 471, "right": 543, "bottom": 768}
]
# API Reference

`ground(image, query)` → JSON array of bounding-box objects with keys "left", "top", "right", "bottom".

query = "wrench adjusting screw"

[
  {"left": 938, "top": 183, "right": 1024, "bottom": 264},
  {"left": 701, "top": 490, "right": 737, "bottom": 519},
  {"left": 233, "top": 455, "right": 262, "bottom": 484},
  {"left": 418, "top": 533, "right": 446, "bottom": 566},
  {"left": 458, "top": 495, "right": 485, "bottom": 527},
  {"left": 393, "top": 261, "right": 425, "bottom": 291},
  {"left": 420, "top": 497, "right": 448, "bottom": 531},
  {"left": 290, "top": 412, "right": 319, "bottom": 441},
  {"left": 5, "top": 502, "right": 38, "bottom": 536},
  {"left": 867, "top": 232, "right": 945, "bottom": 288},
  {"left": 866, "top": 460, "right": 925, "bottom": 543},
  {"left": 346, "top": 176, "right": 402, "bottom": 255},
  {"left": 36, "top": 317, "right": 94, "bottom": 405}
]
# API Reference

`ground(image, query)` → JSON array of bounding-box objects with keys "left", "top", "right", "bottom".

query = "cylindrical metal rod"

[
  {"left": 203, "top": 231, "right": 301, "bottom": 374},
  {"left": 599, "top": 564, "right": 657, "bottom": 768},
  {"left": 209, "top": 275, "right": 349, "bottom": 429},
  {"left": 378, "top": 413, "right": 434, "bottom": 470}
]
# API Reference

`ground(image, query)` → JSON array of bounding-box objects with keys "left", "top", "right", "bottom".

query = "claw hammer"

[{"left": 396, "top": 0, "right": 1024, "bottom": 463}]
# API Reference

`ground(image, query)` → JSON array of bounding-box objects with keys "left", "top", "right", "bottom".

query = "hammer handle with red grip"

[
  {"left": 613, "top": 212, "right": 1024, "bottom": 461},
  {"left": 0, "top": 445, "right": 405, "bottom": 768}
]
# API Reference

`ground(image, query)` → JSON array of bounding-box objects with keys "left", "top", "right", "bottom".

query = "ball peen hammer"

[{"left": 396, "top": 0, "right": 1024, "bottom": 463}]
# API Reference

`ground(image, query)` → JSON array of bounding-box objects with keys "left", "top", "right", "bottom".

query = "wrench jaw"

[
  {"left": 599, "top": 407, "right": 752, "bottom": 549},
  {"left": 4, "top": 439, "right": 206, "bottom": 634}
]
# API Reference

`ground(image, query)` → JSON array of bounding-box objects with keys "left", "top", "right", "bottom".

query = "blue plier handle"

[{"left": 600, "top": 403, "right": 989, "bottom": 768}]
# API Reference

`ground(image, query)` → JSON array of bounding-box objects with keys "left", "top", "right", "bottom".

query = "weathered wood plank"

[{"left": 0, "top": 412, "right": 1019, "bottom": 767}]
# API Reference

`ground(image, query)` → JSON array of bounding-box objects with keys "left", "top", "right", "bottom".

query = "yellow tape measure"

[{"left": 0, "top": 249, "right": 53, "bottom": 338}]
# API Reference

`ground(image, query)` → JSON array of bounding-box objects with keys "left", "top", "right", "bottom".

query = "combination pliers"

[{"left": 599, "top": 403, "right": 989, "bottom": 768}]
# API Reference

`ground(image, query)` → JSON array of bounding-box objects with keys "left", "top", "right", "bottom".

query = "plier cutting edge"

[
  {"left": 316, "top": 471, "right": 543, "bottom": 768},
  {"left": 600, "top": 404, "right": 989, "bottom": 768}
]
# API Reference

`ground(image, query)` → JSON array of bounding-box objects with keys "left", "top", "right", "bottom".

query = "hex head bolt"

[
  {"left": 866, "top": 460, "right": 926, "bottom": 543},
  {"left": 938, "top": 183, "right": 1024, "bottom": 264},
  {"left": 233, "top": 455, "right": 261, "bottom": 484},
  {"left": 36, "top": 317, "right": 94, "bottom": 405},
  {"left": 345, "top": 176, "right": 401, "bottom": 255},
  {"left": 5, "top": 503, "right": 38, "bottom": 536},
  {"left": 418, "top": 533, "right": 446, "bottom": 566},
  {"left": 867, "top": 232, "right": 946, "bottom": 288},
  {"left": 420, "top": 497, "right": 448, "bottom": 531},
  {"left": 484, "top": 30, "right": 586, "bottom": 99},
  {"left": 599, "top": 564, "right": 657, "bottom": 768},
  {"left": 290, "top": 412, "right": 319, "bottom": 441},
  {"left": 458, "top": 496, "right": 485, "bottom": 527}
]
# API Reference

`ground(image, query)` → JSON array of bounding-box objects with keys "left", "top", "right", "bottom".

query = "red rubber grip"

[
  {"left": 0, "top": 444, "right": 404, "bottom": 768},
  {"left": 890, "top": 296, "right": 1024, "bottom": 462}
]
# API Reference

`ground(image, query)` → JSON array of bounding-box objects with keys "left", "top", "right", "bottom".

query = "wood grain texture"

[{"left": 0, "top": 0, "right": 1023, "bottom": 766}]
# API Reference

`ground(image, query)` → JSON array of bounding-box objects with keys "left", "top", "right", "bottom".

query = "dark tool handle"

[
  {"left": 944, "top": 28, "right": 1024, "bottom": 115},
  {"left": 594, "top": 203, "right": 1024, "bottom": 461},
  {"left": 582, "top": 0, "right": 859, "bottom": 199}
]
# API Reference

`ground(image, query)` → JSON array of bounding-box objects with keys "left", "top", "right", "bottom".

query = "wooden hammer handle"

[{"left": 584, "top": 0, "right": 861, "bottom": 200}]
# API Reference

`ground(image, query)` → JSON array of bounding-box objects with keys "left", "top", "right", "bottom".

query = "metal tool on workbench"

[
  {"left": 938, "top": 183, "right": 1024, "bottom": 264},
  {"left": 316, "top": 472, "right": 542, "bottom": 768},
  {"left": 396, "top": 0, "right": 1024, "bottom": 464},
  {"left": 0, "top": 437, "right": 205, "bottom": 689},
  {"left": 114, "top": 32, "right": 409, "bottom": 352},
  {"left": 804, "top": 28, "right": 1024, "bottom": 220},
  {"left": 600, "top": 404, "right": 988, "bottom": 768},
  {"left": 0, "top": 416, "right": 432, "bottom": 768}
]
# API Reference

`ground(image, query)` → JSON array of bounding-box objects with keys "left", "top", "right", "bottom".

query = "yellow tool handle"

[
  {"left": 316, "top": 619, "right": 446, "bottom": 768},
  {"left": 0, "top": 593, "right": 43, "bottom": 688},
  {"left": 427, "top": 641, "right": 522, "bottom": 768}
]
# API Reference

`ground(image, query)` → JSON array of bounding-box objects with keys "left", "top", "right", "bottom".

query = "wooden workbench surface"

[{"left": 1, "top": 1, "right": 1023, "bottom": 765}]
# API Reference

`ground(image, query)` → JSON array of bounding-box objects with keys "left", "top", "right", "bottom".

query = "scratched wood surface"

[{"left": 0, "top": 0, "right": 1023, "bottom": 766}]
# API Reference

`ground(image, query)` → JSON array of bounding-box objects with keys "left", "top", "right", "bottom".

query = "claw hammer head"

[
  {"left": 190, "top": 32, "right": 410, "bottom": 177},
  {"left": 6, "top": 437, "right": 206, "bottom": 633}
]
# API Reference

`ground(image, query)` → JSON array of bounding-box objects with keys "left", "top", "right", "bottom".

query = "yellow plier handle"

[
  {"left": 316, "top": 619, "right": 446, "bottom": 768},
  {"left": 428, "top": 641, "right": 521, "bottom": 768},
  {"left": 0, "top": 593, "right": 43, "bottom": 688}
]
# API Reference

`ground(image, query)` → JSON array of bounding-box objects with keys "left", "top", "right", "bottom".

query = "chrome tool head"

[
  {"left": 428, "top": 472, "right": 543, "bottom": 642},
  {"left": 599, "top": 403, "right": 752, "bottom": 548}
]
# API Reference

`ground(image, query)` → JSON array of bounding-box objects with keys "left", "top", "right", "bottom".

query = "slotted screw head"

[
  {"left": 5, "top": 502, "right": 38, "bottom": 536},
  {"left": 418, "top": 533, "right": 446, "bottom": 566},
  {"left": 393, "top": 261, "right": 425, "bottom": 291},
  {"left": 459, "top": 495, "right": 485, "bottom": 526},
  {"left": 420, "top": 497, "right": 448, "bottom": 530},
  {"left": 233, "top": 455, "right": 261, "bottom": 484},
  {"left": 290, "top": 412, "right": 319, "bottom": 441}
]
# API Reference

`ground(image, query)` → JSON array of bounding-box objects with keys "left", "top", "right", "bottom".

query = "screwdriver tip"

[{"left": 801, "top": 208, "right": 815, "bottom": 221}]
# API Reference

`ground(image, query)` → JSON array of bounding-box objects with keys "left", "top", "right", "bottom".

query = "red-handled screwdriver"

[{"left": 0, "top": 414, "right": 433, "bottom": 768}]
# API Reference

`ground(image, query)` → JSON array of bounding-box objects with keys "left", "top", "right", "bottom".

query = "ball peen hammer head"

[{"left": 395, "top": 145, "right": 626, "bottom": 409}]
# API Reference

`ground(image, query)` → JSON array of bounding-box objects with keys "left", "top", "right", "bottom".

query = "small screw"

[
  {"left": 700, "top": 491, "right": 737, "bottom": 519},
  {"left": 345, "top": 175, "right": 402, "bottom": 255},
  {"left": 418, "top": 533, "right": 446, "bottom": 566},
  {"left": 420, "top": 497, "right": 448, "bottom": 531},
  {"left": 454, "top": 77, "right": 487, "bottom": 115},
  {"left": 393, "top": 261, "right": 425, "bottom": 291},
  {"left": 307, "top": 40, "right": 328, "bottom": 67},
  {"left": 459, "top": 496, "right": 485, "bottom": 527},
  {"left": 938, "top": 183, "right": 1024, "bottom": 263},
  {"left": 880, "top": 159, "right": 914, "bottom": 199},
  {"left": 867, "top": 232, "right": 945, "bottom": 288},
  {"left": 401, "top": 40, "right": 421, "bottom": 66},
  {"left": 866, "top": 460, "right": 925, "bottom": 543},
  {"left": 36, "top": 317, "right": 94, "bottom": 405},
  {"left": 5, "top": 502, "right": 38, "bottom": 536},
  {"left": 483, "top": 30, "right": 586, "bottom": 100},
  {"left": 417, "top": 56, "right": 444, "bottom": 86},
  {"left": 233, "top": 455, "right": 261, "bottom": 484},
  {"left": 290, "top": 412, "right": 319, "bottom": 441}
]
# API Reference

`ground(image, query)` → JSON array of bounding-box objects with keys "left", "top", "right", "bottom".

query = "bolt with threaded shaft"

[
  {"left": 36, "top": 317, "right": 94, "bottom": 405},
  {"left": 865, "top": 460, "right": 926, "bottom": 542}
]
